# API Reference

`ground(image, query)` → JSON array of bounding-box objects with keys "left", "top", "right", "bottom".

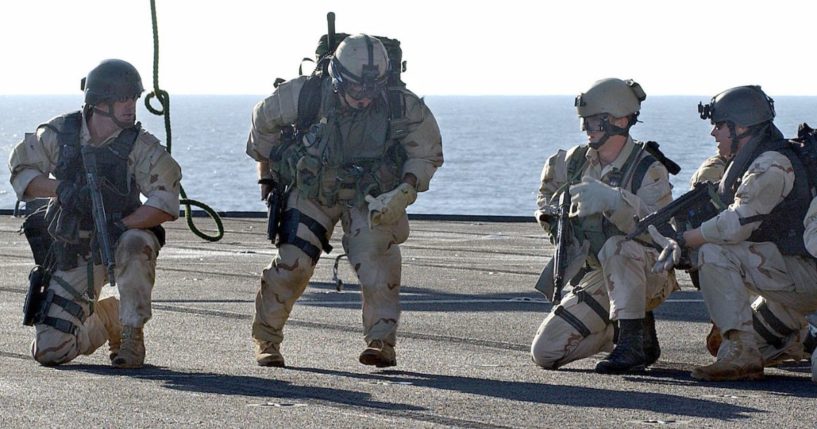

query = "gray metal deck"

[{"left": 0, "top": 215, "right": 814, "bottom": 427}]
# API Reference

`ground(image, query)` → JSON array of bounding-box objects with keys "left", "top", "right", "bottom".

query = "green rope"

[{"left": 145, "top": 0, "right": 223, "bottom": 242}]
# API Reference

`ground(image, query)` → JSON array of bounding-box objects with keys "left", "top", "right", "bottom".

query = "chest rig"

[
  {"left": 45, "top": 111, "right": 142, "bottom": 270},
  {"left": 273, "top": 78, "right": 408, "bottom": 209},
  {"left": 725, "top": 138, "right": 814, "bottom": 257},
  {"left": 556, "top": 141, "right": 675, "bottom": 263}
]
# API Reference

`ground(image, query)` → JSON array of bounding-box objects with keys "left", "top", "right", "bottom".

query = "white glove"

[
  {"left": 365, "top": 183, "right": 417, "bottom": 228},
  {"left": 648, "top": 225, "right": 681, "bottom": 273},
  {"left": 569, "top": 176, "right": 620, "bottom": 217}
]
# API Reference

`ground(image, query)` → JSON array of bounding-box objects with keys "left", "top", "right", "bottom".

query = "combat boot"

[
  {"left": 95, "top": 296, "right": 122, "bottom": 361},
  {"left": 706, "top": 322, "right": 722, "bottom": 357},
  {"left": 643, "top": 311, "right": 661, "bottom": 367},
  {"left": 359, "top": 340, "right": 396, "bottom": 368},
  {"left": 112, "top": 326, "right": 145, "bottom": 369},
  {"left": 595, "top": 319, "right": 646, "bottom": 374},
  {"left": 692, "top": 330, "right": 763, "bottom": 381},
  {"left": 255, "top": 340, "right": 285, "bottom": 367}
]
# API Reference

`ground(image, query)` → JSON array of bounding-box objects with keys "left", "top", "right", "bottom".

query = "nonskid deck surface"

[{"left": 0, "top": 216, "right": 812, "bottom": 427}]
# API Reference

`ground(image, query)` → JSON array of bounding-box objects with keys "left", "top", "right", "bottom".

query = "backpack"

[
  {"left": 278, "top": 32, "right": 408, "bottom": 139},
  {"left": 789, "top": 122, "right": 817, "bottom": 194}
]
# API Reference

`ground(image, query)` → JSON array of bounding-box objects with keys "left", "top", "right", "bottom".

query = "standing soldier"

[
  {"left": 531, "top": 78, "right": 677, "bottom": 373},
  {"left": 246, "top": 34, "right": 443, "bottom": 368},
  {"left": 10, "top": 59, "right": 181, "bottom": 368},
  {"left": 650, "top": 85, "right": 817, "bottom": 381}
]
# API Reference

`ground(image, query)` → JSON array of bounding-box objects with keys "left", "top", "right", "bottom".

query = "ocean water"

[{"left": 2, "top": 95, "right": 816, "bottom": 216}]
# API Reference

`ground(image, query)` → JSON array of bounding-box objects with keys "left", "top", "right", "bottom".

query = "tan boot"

[
  {"left": 95, "top": 296, "right": 122, "bottom": 361},
  {"left": 692, "top": 330, "right": 763, "bottom": 381},
  {"left": 112, "top": 326, "right": 145, "bottom": 369},
  {"left": 255, "top": 340, "right": 285, "bottom": 367},
  {"left": 706, "top": 322, "right": 722, "bottom": 357},
  {"left": 359, "top": 340, "right": 396, "bottom": 368}
]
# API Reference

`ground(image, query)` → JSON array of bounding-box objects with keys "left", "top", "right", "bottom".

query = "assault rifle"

[
  {"left": 552, "top": 190, "right": 573, "bottom": 304},
  {"left": 80, "top": 146, "right": 117, "bottom": 287},
  {"left": 625, "top": 180, "right": 723, "bottom": 242}
]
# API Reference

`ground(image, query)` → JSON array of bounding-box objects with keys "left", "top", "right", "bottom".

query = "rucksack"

[
  {"left": 278, "top": 32, "right": 408, "bottom": 138},
  {"left": 789, "top": 122, "right": 817, "bottom": 193}
]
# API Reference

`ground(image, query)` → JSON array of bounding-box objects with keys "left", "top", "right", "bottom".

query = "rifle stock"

[{"left": 80, "top": 146, "right": 117, "bottom": 286}]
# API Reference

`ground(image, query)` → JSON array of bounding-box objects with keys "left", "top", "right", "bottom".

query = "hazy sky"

[{"left": 2, "top": 1, "right": 815, "bottom": 96}]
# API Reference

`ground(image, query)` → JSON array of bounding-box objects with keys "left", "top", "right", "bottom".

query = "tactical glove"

[
  {"left": 648, "top": 225, "right": 681, "bottom": 273},
  {"left": 569, "top": 176, "right": 620, "bottom": 217},
  {"left": 56, "top": 180, "right": 90, "bottom": 215},
  {"left": 365, "top": 183, "right": 417, "bottom": 228},
  {"left": 534, "top": 210, "right": 553, "bottom": 231}
]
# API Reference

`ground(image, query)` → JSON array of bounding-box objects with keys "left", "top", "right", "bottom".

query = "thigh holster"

[
  {"left": 279, "top": 208, "right": 333, "bottom": 264},
  {"left": 553, "top": 288, "right": 610, "bottom": 338}
]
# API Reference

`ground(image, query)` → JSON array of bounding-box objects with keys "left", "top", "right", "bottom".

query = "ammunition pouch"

[
  {"left": 23, "top": 267, "right": 87, "bottom": 335},
  {"left": 22, "top": 265, "right": 49, "bottom": 326},
  {"left": 22, "top": 203, "right": 53, "bottom": 266}
]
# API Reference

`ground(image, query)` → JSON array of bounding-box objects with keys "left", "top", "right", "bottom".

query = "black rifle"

[
  {"left": 80, "top": 146, "right": 117, "bottom": 286},
  {"left": 266, "top": 183, "right": 286, "bottom": 244},
  {"left": 625, "top": 180, "right": 723, "bottom": 242},
  {"left": 552, "top": 190, "right": 573, "bottom": 305}
]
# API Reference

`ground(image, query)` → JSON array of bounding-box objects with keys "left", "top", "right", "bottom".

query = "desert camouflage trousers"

[
  {"left": 531, "top": 236, "right": 676, "bottom": 369},
  {"left": 252, "top": 191, "right": 409, "bottom": 349},
  {"left": 31, "top": 229, "right": 160, "bottom": 365},
  {"left": 698, "top": 242, "right": 817, "bottom": 363}
]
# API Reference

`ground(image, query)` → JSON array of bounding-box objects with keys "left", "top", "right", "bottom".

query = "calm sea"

[{"left": 2, "top": 95, "right": 816, "bottom": 216}]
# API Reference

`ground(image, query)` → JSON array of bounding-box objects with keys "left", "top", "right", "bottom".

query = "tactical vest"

[
  {"left": 44, "top": 111, "right": 142, "bottom": 269},
  {"left": 559, "top": 141, "right": 673, "bottom": 263},
  {"left": 272, "top": 78, "right": 408, "bottom": 208},
  {"left": 734, "top": 139, "right": 813, "bottom": 257}
]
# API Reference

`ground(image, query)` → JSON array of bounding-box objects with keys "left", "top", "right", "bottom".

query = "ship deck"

[{"left": 0, "top": 215, "right": 814, "bottom": 427}]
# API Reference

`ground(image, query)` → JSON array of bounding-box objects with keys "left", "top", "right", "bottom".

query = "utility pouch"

[
  {"left": 296, "top": 155, "right": 323, "bottom": 201},
  {"left": 22, "top": 203, "right": 53, "bottom": 266},
  {"left": 23, "top": 265, "right": 49, "bottom": 326}
]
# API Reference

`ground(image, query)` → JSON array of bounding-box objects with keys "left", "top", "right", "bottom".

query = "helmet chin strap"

[
  {"left": 726, "top": 122, "right": 754, "bottom": 159},
  {"left": 92, "top": 104, "right": 133, "bottom": 129},
  {"left": 589, "top": 117, "right": 630, "bottom": 150}
]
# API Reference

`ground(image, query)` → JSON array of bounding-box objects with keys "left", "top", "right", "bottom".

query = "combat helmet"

[
  {"left": 81, "top": 59, "right": 144, "bottom": 105},
  {"left": 328, "top": 34, "right": 390, "bottom": 100},
  {"left": 698, "top": 85, "right": 775, "bottom": 127},
  {"left": 575, "top": 78, "right": 646, "bottom": 148},
  {"left": 575, "top": 78, "right": 646, "bottom": 119}
]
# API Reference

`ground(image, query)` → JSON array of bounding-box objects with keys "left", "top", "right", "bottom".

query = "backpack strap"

[
  {"left": 295, "top": 75, "right": 326, "bottom": 132},
  {"left": 629, "top": 141, "right": 681, "bottom": 193}
]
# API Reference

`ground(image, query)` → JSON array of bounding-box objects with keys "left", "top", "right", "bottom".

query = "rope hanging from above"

[{"left": 145, "top": 0, "right": 224, "bottom": 242}]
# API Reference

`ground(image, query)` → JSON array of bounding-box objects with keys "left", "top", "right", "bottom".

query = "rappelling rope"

[{"left": 145, "top": 0, "right": 224, "bottom": 241}]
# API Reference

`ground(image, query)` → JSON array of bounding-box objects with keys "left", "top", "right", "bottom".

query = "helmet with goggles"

[
  {"left": 575, "top": 78, "right": 646, "bottom": 144},
  {"left": 328, "top": 34, "right": 390, "bottom": 100}
]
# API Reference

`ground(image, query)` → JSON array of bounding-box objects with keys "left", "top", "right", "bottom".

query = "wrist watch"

[{"left": 675, "top": 231, "right": 687, "bottom": 249}]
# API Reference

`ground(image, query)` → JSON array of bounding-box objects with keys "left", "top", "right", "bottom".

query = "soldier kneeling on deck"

[
  {"left": 650, "top": 85, "right": 817, "bottom": 381},
  {"left": 10, "top": 59, "right": 181, "bottom": 368},
  {"left": 531, "top": 78, "right": 679, "bottom": 373}
]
